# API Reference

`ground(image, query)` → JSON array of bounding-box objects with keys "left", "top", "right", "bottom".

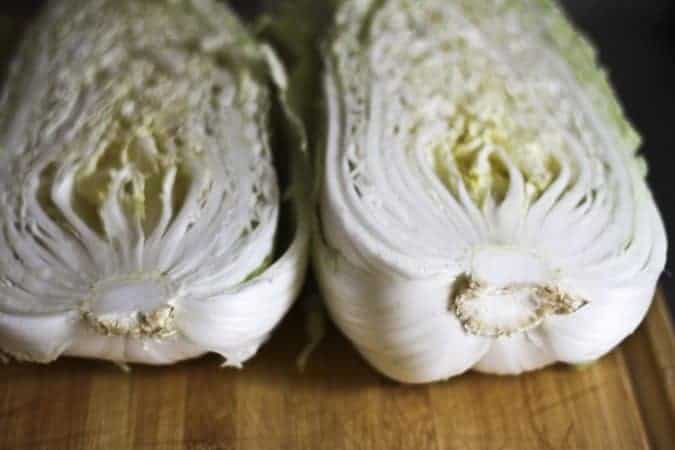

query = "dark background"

[{"left": 1, "top": 1, "right": 673, "bottom": 316}]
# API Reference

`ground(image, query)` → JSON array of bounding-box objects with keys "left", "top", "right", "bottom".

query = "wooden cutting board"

[
  {"left": 0, "top": 291, "right": 672, "bottom": 450},
  {"left": 1, "top": 4, "right": 673, "bottom": 449}
]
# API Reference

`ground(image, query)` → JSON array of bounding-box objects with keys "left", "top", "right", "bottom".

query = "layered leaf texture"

[
  {"left": 0, "top": 0, "right": 309, "bottom": 365},
  {"left": 315, "top": 0, "right": 667, "bottom": 382}
]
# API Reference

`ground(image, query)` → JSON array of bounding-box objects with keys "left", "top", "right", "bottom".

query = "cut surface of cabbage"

[
  {"left": 315, "top": 0, "right": 667, "bottom": 382},
  {"left": 0, "top": 0, "right": 309, "bottom": 366}
]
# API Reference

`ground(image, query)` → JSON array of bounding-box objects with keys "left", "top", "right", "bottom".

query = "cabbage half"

[
  {"left": 315, "top": 0, "right": 667, "bottom": 382},
  {"left": 0, "top": 0, "right": 309, "bottom": 366}
]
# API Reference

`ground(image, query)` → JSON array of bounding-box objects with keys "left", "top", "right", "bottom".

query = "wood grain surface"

[
  {"left": 0, "top": 291, "right": 672, "bottom": 450},
  {"left": 1, "top": 4, "right": 673, "bottom": 450}
]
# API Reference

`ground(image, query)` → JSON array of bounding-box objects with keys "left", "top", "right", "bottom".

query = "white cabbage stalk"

[
  {"left": 315, "top": 0, "right": 667, "bottom": 382},
  {"left": 0, "top": 0, "right": 309, "bottom": 366}
]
